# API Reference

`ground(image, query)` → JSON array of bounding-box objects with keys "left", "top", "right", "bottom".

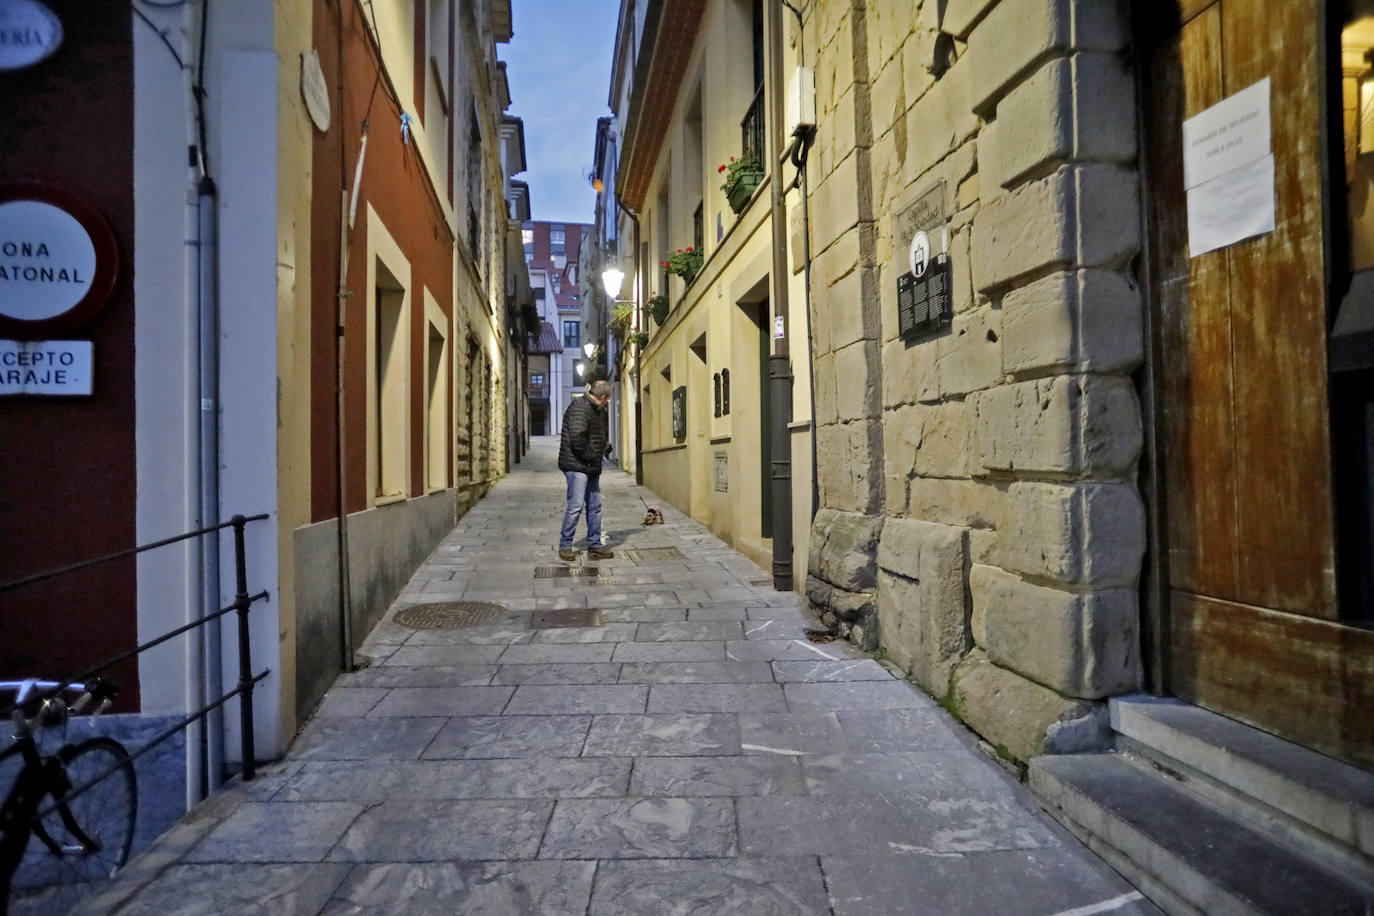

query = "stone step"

[
  {"left": 1030, "top": 753, "right": 1374, "bottom": 915},
  {"left": 1112, "top": 696, "right": 1374, "bottom": 883}
]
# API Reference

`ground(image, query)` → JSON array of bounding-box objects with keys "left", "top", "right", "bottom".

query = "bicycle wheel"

[{"left": 9, "top": 737, "right": 136, "bottom": 912}]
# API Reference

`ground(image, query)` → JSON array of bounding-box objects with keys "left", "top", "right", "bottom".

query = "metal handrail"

[
  {"left": 1, "top": 513, "right": 271, "bottom": 784},
  {"left": 741, "top": 84, "right": 766, "bottom": 162}
]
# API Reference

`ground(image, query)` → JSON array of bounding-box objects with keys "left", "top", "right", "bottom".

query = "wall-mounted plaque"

[
  {"left": 0, "top": 183, "right": 119, "bottom": 338},
  {"left": 0, "top": 0, "right": 63, "bottom": 72},
  {"left": 671, "top": 385, "right": 687, "bottom": 440},
  {"left": 714, "top": 451, "right": 728, "bottom": 492},
  {"left": 892, "top": 180, "right": 952, "bottom": 340}
]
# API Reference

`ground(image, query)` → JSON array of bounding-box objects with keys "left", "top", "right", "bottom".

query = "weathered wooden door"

[{"left": 1142, "top": 0, "right": 1374, "bottom": 767}]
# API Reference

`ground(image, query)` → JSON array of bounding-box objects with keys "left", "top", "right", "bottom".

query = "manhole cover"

[
  {"left": 393, "top": 602, "right": 507, "bottom": 629},
  {"left": 531, "top": 609, "right": 602, "bottom": 628},
  {"left": 623, "top": 547, "right": 684, "bottom": 563},
  {"left": 534, "top": 566, "right": 603, "bottom": 578}
]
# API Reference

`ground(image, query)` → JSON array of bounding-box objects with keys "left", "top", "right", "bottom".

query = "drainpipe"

[
  {"left": 767, "top": 0, "right": 794, "bottom": 592},
  {"left": 196, "top": 174, "right": 225, "bottom": 792},
  {"left": 781, "top": 0, "right": 819, "bottom": 523},
  {"left": 616, "top": 198, "right": 644, "bottom": 485}
]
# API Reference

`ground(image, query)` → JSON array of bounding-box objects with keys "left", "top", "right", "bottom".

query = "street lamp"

[
  {"left": 601, "top": 266, "right": 624, "bottom": 300},
  {"left": 583, "top": 341, "right": 597, "bottom": 359}
]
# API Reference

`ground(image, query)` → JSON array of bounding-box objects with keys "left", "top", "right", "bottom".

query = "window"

[
  {"left": 550, "top": 228, "right": 565, "bottom": 255},
  {"left": 530, "top": 372, "right": 545, "bottom": 387},
  {"left": 425, "top": 300, "right": 449, "bottom": 493},
  {"left": 563, "top": 320, "right": 580, "bottom": 348},
  {"left": 367, "top": 208, "right": 412, "bottom": 504},
  {"left": 375, "top": 265, "right": 407, "bottom": 499}
]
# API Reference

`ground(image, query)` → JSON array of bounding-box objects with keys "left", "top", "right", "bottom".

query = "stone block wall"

[{"left": 803, "top": 0, "right": 1145, "bottom": 762}]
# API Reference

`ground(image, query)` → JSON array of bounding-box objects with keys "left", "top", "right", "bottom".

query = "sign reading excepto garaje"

[
  {"left": 0, "top": 340, "right": 92, "bottom": 396},
  {"left": 0, "top": 0, "right": 63, "bottom": 72},
  {"left": 0, "top": 183, "right": 120, "bottom": 337}
]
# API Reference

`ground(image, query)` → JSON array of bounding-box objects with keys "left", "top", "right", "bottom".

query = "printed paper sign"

[
  {"left": 1182, "top": 78, "right": 1276, "bottom": 257},
  {"left": 1182, "top": 78, "right": 1271, "bottom": 189}
]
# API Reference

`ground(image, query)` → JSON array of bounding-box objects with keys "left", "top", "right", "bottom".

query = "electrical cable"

[{"left": 131, "top": 5, "right": 186, "bottom": 70}]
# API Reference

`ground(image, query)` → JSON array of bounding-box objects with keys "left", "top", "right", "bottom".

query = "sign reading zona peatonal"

[{"left": 0, "top": 183, "right": 119, "bottom": 338}]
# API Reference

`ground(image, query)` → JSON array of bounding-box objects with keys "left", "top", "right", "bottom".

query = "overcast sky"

[{"left": 501, "top": 0, "right": 618, "bottom": 225}]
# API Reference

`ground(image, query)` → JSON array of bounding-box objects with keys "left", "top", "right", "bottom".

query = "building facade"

[
  {"left": 0, "top": 0, "right": 526, "bottom": 816},
  {"left": 608, "top": 0, "right": 1372, "bottom": 902},
  {"left": 523, "top": 219, "right": 593, "bottom": 433},
  {"left": 599, "top": 0, "right": 817, "bottom": 585}
]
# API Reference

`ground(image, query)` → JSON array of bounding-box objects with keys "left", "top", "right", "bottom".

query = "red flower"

[
  {"left": 676, "top": 249, "right": 682, "bottom": 253},
  {"left": 685, "top": 247, "right": 693, "bottom": 252},
  {"left": 718, "top": 164, "right": 726, "bottom": 173}
]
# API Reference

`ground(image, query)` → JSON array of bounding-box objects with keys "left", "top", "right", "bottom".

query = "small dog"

[{"left": 642, "top": 506, "right": 664, "bottom": 525}]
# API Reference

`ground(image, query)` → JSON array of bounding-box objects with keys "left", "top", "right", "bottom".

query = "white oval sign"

[
  {"left": 301, "top": 49, "right": 331, "bottom": 132},
  {"left": 0, "top": 200, "right": 97, "bottom": 321},
  {"left": 0, "top": 0, "right": 63, "bottom": 72},
  {"left": 909, "top": 229, "right": 931, "bottom": 278}
]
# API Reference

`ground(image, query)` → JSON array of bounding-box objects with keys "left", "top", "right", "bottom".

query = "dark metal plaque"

[{"left": 530, "top": 609, "right": 602, "bottom": 629}]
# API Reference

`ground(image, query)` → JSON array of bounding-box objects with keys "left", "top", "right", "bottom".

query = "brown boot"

[
  {"left": 558, "top": 549, "right": 577, "bottom": 562},
  {"left": 588, "top": 547, "right": 615, "bottom": 560}
]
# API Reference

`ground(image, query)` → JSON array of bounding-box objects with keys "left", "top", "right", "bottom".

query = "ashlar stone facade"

[{"left": 804, "top": 0, "right": 1146, "bottom": 762}]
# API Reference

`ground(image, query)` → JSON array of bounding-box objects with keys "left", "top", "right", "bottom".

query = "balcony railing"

[{"left": 741, "top": 84, "right": 765, "bottom": 162}]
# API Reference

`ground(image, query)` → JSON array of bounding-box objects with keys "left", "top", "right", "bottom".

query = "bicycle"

[{"left": 0, "top": 678, "right": 137, "bottom": 915}]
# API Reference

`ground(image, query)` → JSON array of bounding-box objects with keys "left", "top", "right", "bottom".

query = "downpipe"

[
  {"left": 196, "top": 175, "right": 225, "bottom": 791},
  {"left": 767, "top": 0, "right": 794, "bottom": 591}
]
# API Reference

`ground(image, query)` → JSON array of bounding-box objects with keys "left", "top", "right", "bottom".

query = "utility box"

[{"left": 786, "top": 66, "right": 815, "bottom": 136}]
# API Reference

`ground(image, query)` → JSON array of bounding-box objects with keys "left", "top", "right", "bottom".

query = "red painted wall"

[
  {"left": 311, "top": 2, "right": 456, "bottom": 522},
  {"left": 0, "top": 4, "right": 139, "bottom": 701}
]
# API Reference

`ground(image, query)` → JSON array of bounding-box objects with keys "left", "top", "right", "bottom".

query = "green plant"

[
  {"left": 610, "top": 301, "right": 635, "bottom": 332},
  {"left": 718, "top": 152, "right": 762, "bottom": 195},
  {"left": 647, "top": 293, "right": 670, "bottom": 325},
  {"left": 628, "top": 330, "right": 649, "bottom": 350},
  {"left": 660, "top": 247, "right": 702, "bottom": 283}
]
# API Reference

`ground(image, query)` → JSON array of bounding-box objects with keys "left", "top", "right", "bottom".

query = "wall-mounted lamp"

[{"left": 601, "top": 267, "right": 624, "bottom": 300}]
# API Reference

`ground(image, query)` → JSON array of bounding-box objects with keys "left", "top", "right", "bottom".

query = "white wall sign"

[
  {"left": 1182, "top": 77, "right": 1276, "bottom": 256},
  {"left": 0, "top": 339, "right": 92, "bottom": 396},
  {"left": 773, "top": 315, "right": 785, "bottom": 339},
  {"left": 0, "top": 184, "right": 119, "bottom": 336},
  {"left": 0, "top": 0, "right": 63, "bottom": 72},
  {"left": 301, "top": 49, "right": 331, "bottom": 132},
  {"left": 0, "top": 199, "right": 96, "bottom": 321}
]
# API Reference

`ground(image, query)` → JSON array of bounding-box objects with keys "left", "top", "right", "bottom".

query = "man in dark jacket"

[{"left": 558, "top": 380, "right": 614, "bottom": 561}]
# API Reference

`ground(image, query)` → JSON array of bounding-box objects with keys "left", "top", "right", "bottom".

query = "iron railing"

[
  {"left": 741, "top": 84, "right": 766, "bottom": 162},
  {"left": 1, "top": 514, "right": 272, "bottom": 788}
]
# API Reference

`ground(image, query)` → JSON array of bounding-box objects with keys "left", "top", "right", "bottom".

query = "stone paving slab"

[{"left": 79, "top": 437, "right": 1156, "bottom": 915}]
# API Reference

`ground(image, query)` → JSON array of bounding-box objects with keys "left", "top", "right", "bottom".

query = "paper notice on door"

[
  {"left": 1182, "top": 78, "right": 1275, "bottom": 257},
  {"left": 1186, "top": 154, "right": 1276, "bottom": 257},
  {"left": 1182, "top": 78, "right": 1271, "bottom": 188}
]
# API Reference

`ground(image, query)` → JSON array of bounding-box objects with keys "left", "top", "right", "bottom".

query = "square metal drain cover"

[
  {"left": 623, "top": 547, "right": 684, "bottom": 563},
  {"left": 531, "top": 609, "right": 602, "bottom": 628},
  {"left": 393, "top": 602, "right": 507, "bottom": 629},
  {"left": 534, "top": 566, "right": 605, "bottom": 578}
]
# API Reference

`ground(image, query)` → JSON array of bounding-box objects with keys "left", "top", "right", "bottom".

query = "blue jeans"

[{"left": 559, "top": 471, "right": 602, "bottom": 550}]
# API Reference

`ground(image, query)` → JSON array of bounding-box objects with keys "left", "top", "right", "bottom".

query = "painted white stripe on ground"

[
  {"left": 1047, "top": 891, "right": 1146, "bottom": 916},
  {"left": 887, "top": 842, "right": 965, "bottom": 858},
  {"left": 741, "top": 743, "right": 804, "bottom": 756},
  {"left": 794, "top": 640, "right": 837, "bottom": 660}
]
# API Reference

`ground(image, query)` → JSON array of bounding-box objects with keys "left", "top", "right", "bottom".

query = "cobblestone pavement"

[{"left": 76, "top": 437, "right": 1157, "bottom": 915}]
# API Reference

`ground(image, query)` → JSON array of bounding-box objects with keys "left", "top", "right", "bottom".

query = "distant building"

[{"left": 522, "top": 220, "right": 592, "bottom": 434}]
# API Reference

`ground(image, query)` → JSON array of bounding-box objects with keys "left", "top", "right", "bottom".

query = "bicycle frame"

[{"left": 0, "top": 679, "right": 107, "bottom": 911}]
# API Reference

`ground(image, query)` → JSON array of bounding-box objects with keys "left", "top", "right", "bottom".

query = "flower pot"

[{"left": 726, "top": 169, "right": 764, "bottom": 214}]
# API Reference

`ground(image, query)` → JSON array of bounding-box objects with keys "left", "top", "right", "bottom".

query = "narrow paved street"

[{"left": 78, "top": 438, "right": 1155, "bottom": 915}]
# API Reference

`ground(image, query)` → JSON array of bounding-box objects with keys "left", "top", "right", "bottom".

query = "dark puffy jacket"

[{"left": 558, "top": 396, "right": 608, "bottom": 476}]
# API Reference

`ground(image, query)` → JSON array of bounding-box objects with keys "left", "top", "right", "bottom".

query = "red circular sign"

[{"left": 0, "top": 182, "right": 120, "bottom": 338}]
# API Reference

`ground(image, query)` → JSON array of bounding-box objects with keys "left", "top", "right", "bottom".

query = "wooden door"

[{"left": 1142, "top": 0, "right": 1374, "bottom": 767}]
